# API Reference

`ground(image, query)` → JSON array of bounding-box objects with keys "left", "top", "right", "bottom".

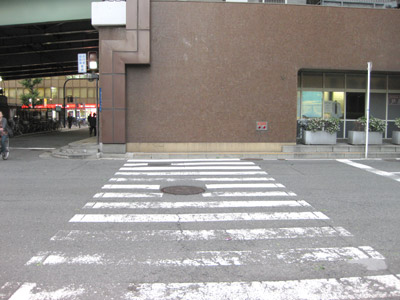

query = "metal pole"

[
  {"left": 96, "top": 77, "right": 99, "bottom": 145},
  {"left": 365, "top": 62, "right": 372, "bottom": 159}
]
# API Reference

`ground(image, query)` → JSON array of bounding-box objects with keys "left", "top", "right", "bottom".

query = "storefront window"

[
  {"left": 370, "top": 93, "right": 386, "bottom": 119},
  {"left": 388, "top": 93, "right": 400, "bottom": 119},
  {"left": 45, "top": 88, "right": 51, "bottom": 98},
  {"left": 38, "top": 88, "right": 44, "bottom": 98},
  {"left": 297, "top": 91, "right": 301, "bottom": 119},
  {"left": 389, "top": 75, "right": 400, "bottom": 90},
  {"left": 325, "top": 74, "right": 345, "bottom": 89},
  {"left": 324, "top": 92, "right": 344, "bottom": 119},
  {"left": 302, "top": 73, "right": 323, "bottom": 88},
  {"left": 346, "top": 92, "right": 365, "bottom": 120},
  {"left": 346, "top": 74, "right": 366, "bottom": 89},
  {"left": 80, "top": 88, "right": 87, "bottom": 98},
  {"left": 301, "top": 91, "right": 323, "bottom": 118},
  {"left": 73, "top": 88, "right": 80, "bottom": 98},
  {"left": 371, "top": 75, "right": 387, "bottom": 90},
  {"left": 51, "top": 87, "right": 58, "bottom": 99}
]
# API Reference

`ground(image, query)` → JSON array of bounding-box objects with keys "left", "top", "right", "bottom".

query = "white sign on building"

[{"left": 78, "top": 53, "right": 87, "bottom": 73}]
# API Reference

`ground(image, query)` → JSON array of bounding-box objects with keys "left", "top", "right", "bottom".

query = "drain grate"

[{"left": 161, "top": 186, "right": 205, "bottom": 195}]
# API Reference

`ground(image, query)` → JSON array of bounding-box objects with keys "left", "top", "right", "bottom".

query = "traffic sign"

[{"left": 78, "top": 53, "right": 87, "bottom": 73}]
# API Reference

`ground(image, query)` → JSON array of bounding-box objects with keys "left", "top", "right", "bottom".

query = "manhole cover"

[{"left": 161, "top": 186, "right": 205, "bottom": 195}]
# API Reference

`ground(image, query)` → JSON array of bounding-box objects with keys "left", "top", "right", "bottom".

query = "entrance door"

[{"left": 346, "top": 92, "right": 365, "bottom": 120}]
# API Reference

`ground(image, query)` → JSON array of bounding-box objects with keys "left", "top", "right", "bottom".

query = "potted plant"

[
  {"left": 301, "top": 117, "right": 340, "bottom": 145},
  {"left": 348, "top": 116, "right": 386, "bottom": 145},
  {"left": 392, "top": 118, "right": 400, "bottom": 145}
]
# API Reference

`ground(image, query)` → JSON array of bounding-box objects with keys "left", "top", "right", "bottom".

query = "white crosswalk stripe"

[
  {"left": 4, "top": 276, "right": 400, "bottom": 300},
  {"left": 18, "top": 158, "right": 398, "bottom": 300},
  {"left": 51, "top": 227, "right": 353, "bottom": 242}
]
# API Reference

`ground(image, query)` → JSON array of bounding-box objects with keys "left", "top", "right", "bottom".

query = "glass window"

[
  {"left": 51, "top": 87, "right": 58, "bottom": 99},
  {"left": 371, "top": 75, "right": 386, "bottom": 90},
  {"left": 59, "top": 88, "right": 64, "bottom": 99},
  {"left": 324, "top": 92, "right": 344, "bottom": 119},
  {"left": 388, "top": 93, "right": 400, "bottom": 119},
  {"left": 38, "top": 88, "right": 44, "bottom": 98},
  {"left": 88, "top": 88, "right": 95, "bottom": 98},
  {"left": 16, "top": 88, "right": 24, "bottom": 99},
  {"left": 301, "top": 91, "right": 323, "bottom": 118},
  {"left": 346, "top": 92, "right": 365, "bottom": 119},
  {"left": 325, "top": 74, "right": 345, "bottom": 89},
  {"left": 346, "top": 74, "right": 366, "bottom": 89},
  {"left": 297, "top": 91, "right": 301, "bottom": 119},
  {"left": 370, "top": 93, "right": 386, "bottom": 119},
  {"left": 73, "top": 88, "right": 80, "bottom": 98},
  {"left": 389, "top": 75, "right": 400, "bottom": 90},
  {"left": 45, "top": 88, "right": 51, "bottom": 98},
  {"left": 66, "top": 88, "right": 73, "bottom": 97},
  {"left": 9, "top": 88, "right": 16, "bottom": 99},
  {"left": 80, "top": 88, "right": 87, "bottom": 99},
  {"left": 302, "top": 73, "right": 323, "bottom": 88}
]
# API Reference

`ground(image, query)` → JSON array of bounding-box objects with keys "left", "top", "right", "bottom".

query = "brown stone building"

[{"left": 93, "top": 0, "right": 400, "bottom": 154}]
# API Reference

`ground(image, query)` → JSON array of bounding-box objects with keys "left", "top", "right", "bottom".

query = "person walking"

[
  {"left": 67, "top": 113, "right": 73, "bottom": 129},
  {"left": 89, "top": 113, "right": 97, "bottom": 136},
  {"left": 0, "top": 111, "right": 10, "bottom": 159}
]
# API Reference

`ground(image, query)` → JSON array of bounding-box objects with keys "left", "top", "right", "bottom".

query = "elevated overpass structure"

[{"left": 0, "top": 0, "right": 101, "bottom": 80}]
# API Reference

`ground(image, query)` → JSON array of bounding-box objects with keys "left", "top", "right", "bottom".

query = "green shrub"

[
  {"left": 303, "top": 118, "right": 340, "bottom": 134},
  {"left": 395, "top": 118, "right": 400, "bottom": 129},
  {"left": 356, "top": 116, "right": 386, "bottom": 132}
]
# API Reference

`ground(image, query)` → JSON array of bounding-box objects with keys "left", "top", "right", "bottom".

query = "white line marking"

[
  {"left": 170, "top": 162, "right": 255, "bottom": 166},
  {"left": 120, "top": 166, "right": 261, "bottom": 171},
  {"left": 51, "top": 227, "right": 352, "bottom": 242},
  {"left": 115, "top": 171, "right": 268, "bottom": 176},
  {"left": 203, "top": 191, "right": 297, "bottom": 197},
  {"left": 102, "top": 184, "right": 160, "bottom": 190},
  {"left": 122, "top": 163, "right": 149, "bottom": 166},
  {"left": 127, "top": 159, "right": 241, "bottom": 162},
  {"left": 69, "top": 212, "right": 329, "bottom": 223},
  {"left": 83, "top": 200, "right": 311, "bottom": 209},
  {"left": 7, "top": 276, "right": 400, "bottom": 300},
  {"left": 25, "top": 246, "right": 382, "bottom": 266},
  {"left": 10, "top": 147, "right": 57, "bottom": 150},
  {"left": 93, "top": 192, "right": 163, "bottom": 198},
  {"left": 124, "top": 275, "right": 400, "bottom": 299},
  {"left": 141, "top": 246, "right": 381, "bottom": 266},
  {"left": 338, "top": 159, "right": 400, "bottom": 182},
  {"left": 206, "top": 183, "right": 285, "bottom": 189},
  {"left": 7, "top": 283, "right": 85, "bottom": 300},
  {"left": 109, "top": 177, "right": 275, "bottom": 182}
]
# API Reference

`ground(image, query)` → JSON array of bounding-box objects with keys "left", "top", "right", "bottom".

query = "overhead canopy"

[{"left": 0, "top": 0, "right": 100, "bottom": 81}]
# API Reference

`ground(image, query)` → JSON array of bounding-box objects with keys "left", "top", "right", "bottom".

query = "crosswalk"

[{"left": 2, "top": 158, "right": 400, "bottom": 299}]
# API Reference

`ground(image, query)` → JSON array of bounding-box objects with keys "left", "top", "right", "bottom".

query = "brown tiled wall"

[
  {"left": 124, "top": 2, "right": 400, "bottom": 144},
  {"left": 99, "top": 0, "right": 150, "bottom": 145}
]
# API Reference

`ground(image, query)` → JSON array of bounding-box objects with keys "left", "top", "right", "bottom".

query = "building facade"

[{"left": 94, "top": 0, "right": 400, "bottom": 153}]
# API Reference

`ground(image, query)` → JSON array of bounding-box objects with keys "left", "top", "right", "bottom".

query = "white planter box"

[
  {"left": 348, "top": 131, "right": 383, "bottom": 145},
  {"left": 302, "top": 131, "right": 337, "bottom": 145},
  {"left": 392, "top": 131, "right": 400, "bottom": 145}
]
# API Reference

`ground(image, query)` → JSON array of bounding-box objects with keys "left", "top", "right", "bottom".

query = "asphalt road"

[{"left": 1, "top": 130, "right": 400, "bottom": 299}]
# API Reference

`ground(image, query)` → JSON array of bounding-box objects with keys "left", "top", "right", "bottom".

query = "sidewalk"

[{"left": 51, "top": 138, "right": 400, "bottom": 160}]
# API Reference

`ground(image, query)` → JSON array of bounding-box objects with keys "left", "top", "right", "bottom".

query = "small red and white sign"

[{"left": 256, "top": 121, "right": 267, "bottom": 131}]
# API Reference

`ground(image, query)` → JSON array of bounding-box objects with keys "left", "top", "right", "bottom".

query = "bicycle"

[{"left": 1, "top": 136, "right": 9, "bottom": 160}]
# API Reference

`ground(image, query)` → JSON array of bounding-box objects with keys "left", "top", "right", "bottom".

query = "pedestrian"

[
  {"left": 89, "top": 113, "right": 97, "bottom": 136},
  {"left": 0, "top": 111, "right": 10, "bottom": 159},
  {"left": 67, "top": 113, "right": 73, "bottom": 129}
]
